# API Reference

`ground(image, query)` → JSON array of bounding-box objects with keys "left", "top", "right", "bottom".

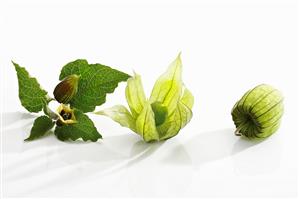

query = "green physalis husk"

[
  {"left": 96, "top": 53, "right": 194, "bottom": 142},
  {"left": 231, "top": 84, "right": 284, "bottom": 139}
]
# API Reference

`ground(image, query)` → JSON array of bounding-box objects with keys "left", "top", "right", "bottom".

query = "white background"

[{"left": 1, "top": 0, "right": 298, "bottom": 197}]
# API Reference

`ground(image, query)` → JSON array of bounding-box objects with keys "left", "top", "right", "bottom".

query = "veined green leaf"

[
  {"left": 59, "top": 59, "right": 130, "bottom": 113},
  {"left": 13, "top": 62, "right": 48, "bottom": 113},
  {"left": 54, "top": 109, "right": 102, "bottom": 142},
  {"left": 25, "top": 116, "right": 54, "bottom": 141},
  {"left": 95, "top": 105, "right": 136, "bottom": 132},
  {"left": 150, "top": 53, "right": 183, "bottom": 115},
  {"left": 125, "top": 73, "right": 146, "bottom": 119}
]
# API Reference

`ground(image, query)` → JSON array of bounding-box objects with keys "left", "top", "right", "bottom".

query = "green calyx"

[
  {"left": 231, "top": 84, "right": 284, "bottom": 139},
  {"left": 96, "top": 53, "right": 194, "bottom": 142}
]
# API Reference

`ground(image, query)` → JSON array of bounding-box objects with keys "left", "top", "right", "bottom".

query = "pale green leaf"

[
  {"left": 125, "top": 73, "right": 146, "bottom": 119},
  {"left": 149, "top": 53, "right": 182, "bottom": 115},
  {"left": 95, "top": 105, "right": 136, "bottom": 132}
]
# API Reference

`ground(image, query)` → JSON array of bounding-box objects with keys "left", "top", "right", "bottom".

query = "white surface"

[{"left": 1, "top": 0, "right": 298, "bottom": 197}]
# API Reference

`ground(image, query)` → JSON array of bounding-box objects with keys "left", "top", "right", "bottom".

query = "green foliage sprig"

[{"left": 13, "top": 60, "right": 130, "bottom": 142}]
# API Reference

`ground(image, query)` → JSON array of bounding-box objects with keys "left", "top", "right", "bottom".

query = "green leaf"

[
  {"left": 136, "top": 103, "right": 159, "bottom": 142},
  {"left": 150, "top": 53, "right": 183, "bottom": 115},
  {"left": 25, "top": 116, "right": 54, "bottom": 141},
  {"left": 125, "top": 73, "right": 146, "bottom": 119},
  {"left": 54, "top": 109, "right": 102, "bottom": 142},
  {"left": 13, "top": 61, "right": 48, "bottom": 113},
  {"left": 59, "top": 59, "right": 130, "bottom": 113},
  {"left": 94, "top": 105, "right": 136, "bottom": 132}
]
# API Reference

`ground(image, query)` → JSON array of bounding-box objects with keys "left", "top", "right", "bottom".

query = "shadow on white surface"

[
  {"left": 123, "top": 129, "right": 267, "bottom": 197},
  {"left": 3, "top": 122, "right": 164, "bottom": 197},
  {"left": 2, "top": 112, "right": 284, "bottom": 197},
  {"left": 125, "top": 139, "right": 193, "bottom": 197},
  {"left": 171, "top": 128, "right": 281, "bottom": 175},
  {"left": 126, "top": 128, "right": 282, "bottom": 197},
  {"left": 165, "top": 128, "right": 263, "bottom": 169},
  {"left": 2, "top": 111, "right": 36, "bottom": 128},
  {"left": 232, "top": 134, "right": 282, "bottom": 175},
  {"left": 25, "top": 138, "right": 163, "bottom": 196}
]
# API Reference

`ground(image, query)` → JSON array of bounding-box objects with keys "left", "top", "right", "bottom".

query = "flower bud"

[{"left": 53, "top": 74, "right": 80, "bottom": 104}]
